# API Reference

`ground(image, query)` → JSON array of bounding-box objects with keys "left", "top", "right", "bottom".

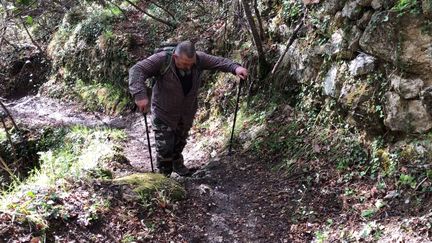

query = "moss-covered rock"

[
  {"left": 74, "top": 80, "right": 130, "bottom": 115},
  {"left": 113, "top": 173, "right": 186, "bottom": 202}
]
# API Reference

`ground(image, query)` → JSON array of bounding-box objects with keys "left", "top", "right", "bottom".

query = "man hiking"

[{"left": 129, "top": 40, "right": 248, "bottom": 177}]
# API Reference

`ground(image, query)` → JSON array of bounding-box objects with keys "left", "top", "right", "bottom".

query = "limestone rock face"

[
  {"left": 371, "top": 0, "right": 382, "bottom": 9},
  {"left": 421, "top": 86, "right": 432, "bottom": 115},
  {"left": 338, "top": 82, "right": 373, "bottom": 109},
  {"left": 422, "top": 0, "right": 432, "bottom": 19},
  {"left": 338, "top": 80, "right": 385, "bottom": 133},
  {"left": 326, "top": 27, "right": 362, "bottom": 59},
  {"left": 282, "top": 40, "right": 323, "bottom": 84},
  {"left": 342, "top": 0, "right": 364, "bottom": 20},
  {"left": 349, "top": 53, "right": 376, "bottom": 77},
  {"left": 370, "top": 0, "right": 397, "bottom": 9},
  {"left": 384, "top": 92, "right": 432, "bottom": 133},
  {"left": 322, "top": 0, "right": 348, "bottom": 14},
  {"left": 323, "top": 63, "right": 348, "bottom": 98},
  {"left": 390, "top": 75, "right": 424, "bottom": 99},
  {"left": 360, "top": 12, "right": 432, "bottom": 83},
  {"left": 358, "top": 0, "right": 373, "bottom": 7},
  {"left": 327, "top": 29, "right": 346, "bottom": 57},
  {"left": 357, "top": 11, "right": 374, "bottom": 29},
  {"left": 280, "top": 1, "right": 432, "bottom": 135}
]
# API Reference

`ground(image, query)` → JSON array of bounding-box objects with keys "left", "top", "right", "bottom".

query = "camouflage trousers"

[{"left": 152, "top": 116, "right": 190, "bottom": 174}]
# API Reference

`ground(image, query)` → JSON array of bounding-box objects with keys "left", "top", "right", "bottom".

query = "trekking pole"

[
  {"left": 142, "top": 113, "right": 155, "bottom": 173},
  {"left": 229, "top": 78, "right": 244, "bottom": 155}
]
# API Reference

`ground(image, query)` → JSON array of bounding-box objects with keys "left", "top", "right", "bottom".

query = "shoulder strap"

[
  {"left": 160, "top": 48, "right": 174, "bottom": 76},
  {"left": 158, "top": 47, "right": 202, "bottom": 75}
]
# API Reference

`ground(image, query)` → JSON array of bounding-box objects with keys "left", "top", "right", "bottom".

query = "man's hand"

[
  {"left": 135, "top": 98, "right": 150, "bottom": 113},
  {"left": 235, "top": 66, "right": 248, "bottom": 80}
]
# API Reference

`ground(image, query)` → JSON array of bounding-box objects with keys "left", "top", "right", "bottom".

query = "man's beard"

[{"left": 178, "top": 69, "right": 192, "bottom": 76}]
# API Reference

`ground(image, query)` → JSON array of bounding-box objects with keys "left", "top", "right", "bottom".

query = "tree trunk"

[
  {"left": 253, "top": 0, "right": 265, "bottom": 41},
  {"left": 241, "top": 0, "right": 269, "bottom": 80}
]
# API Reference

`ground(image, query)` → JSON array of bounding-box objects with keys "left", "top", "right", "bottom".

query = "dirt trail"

[
  {"left": 4, "top": 95, "right": 299, "bottom": 241},
  {"left": 4, "top": 95, "right": 206, "bottom": 171},
  {"left": 5, "top": 96, "right": 430, "bottom": 242},
  {"left": 0, "top": 96, "right": 362, "bottom": 242},
  {"left": 168, "top": 152, "right": 309, "bottom": 242},
  {"left": 4, "top": 95, "right": 121, "bottom": 129}
]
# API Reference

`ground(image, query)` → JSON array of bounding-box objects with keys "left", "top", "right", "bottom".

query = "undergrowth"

[{"left": 0, "top": 125, "right": 126, "bottom": 229}]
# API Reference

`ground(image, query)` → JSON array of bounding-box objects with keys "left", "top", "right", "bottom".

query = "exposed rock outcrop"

[
  {"left": 349, "top": 53, "right": 376, "bottom": 77},
  {"left": 384, "top": 92, "right": 432, "bottom": 133},
  {"left": 360, "top": 12, "right": 432, "bottom": 83},
  {"left": 390, "top": 74, "right": 424, "bottom": 99}
]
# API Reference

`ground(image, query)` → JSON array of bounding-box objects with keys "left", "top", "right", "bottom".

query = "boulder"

[
  {"left": 326, "top": 27, "right": 362, "bottom": 59},
  {"left": 358, "top": 0, "right": 373, "bottom": 7},
  {"left": 322, "top": 0, "right": 348, "bottom": 15},
  {"left": 338, "top": 82, "right": 372, "bottom": 108},
  {"left": 384, "top": 92, "right": 432, "bottom": 133},
  {"left": 113, "top": 173, "right": 186, "bottom": 202},
  {"left": 284, "top": 40, "right": 323, "bottom": 84},
  {"left": 349, "top": 53, "right": 376, "bottom": 77},
  {"left": 390, "top": 75, "right": 424, "bottom": 99},
  {"left": 342, "top": 0, "right": 364, "bottom": 20},
  {"left": 303, "top": 0, "right": 320, "bottom": 5},
  {"left": 347, "top": 26, "right": 362, "bottom": 54},
  {"left": 338, "top": 81, "right": 385, "bottom": 133},
  {"left": 371, "top": 0, "right": 382, "bottom": 9},
  {"left": 360, "top": 11, "right": 432, "bottom": 80},
  {"left": 326, "top": 29, "right": 345, "bottom": 57},
  {"left": 323, "top": 63, "right": 348, "bottom": 97},
  {"left": 371, "top": 0, "right": 397, "bottom": 9},
  {"left": 330, "top": 11, "right": 345, "bottom": 30}
]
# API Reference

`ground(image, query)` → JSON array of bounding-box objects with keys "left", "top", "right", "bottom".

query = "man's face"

[{"left": 173, "top": 53, "right": 196, "bottom": 71}]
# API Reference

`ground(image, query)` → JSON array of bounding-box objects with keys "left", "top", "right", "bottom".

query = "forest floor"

[{"left": 1, "top": 95, "right": 431, "bottom": 242}]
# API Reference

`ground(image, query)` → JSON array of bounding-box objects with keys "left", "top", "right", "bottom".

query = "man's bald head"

[
  {"left": 175, "top": 41, "right": 196, "bottom": 58},
  {"left": 173, "top": 41, "right": 196, "bottom": 70}
]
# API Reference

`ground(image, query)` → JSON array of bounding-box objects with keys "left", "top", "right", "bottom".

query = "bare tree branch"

[
  {"left": 0, "top": 101, "right": 19, "bottom": 132},
  {"left": 271, "top": 11, "right": 307, "bottom": 75},
  {"left": 124, "top": 0, "right": 176, "bottom": 28},
  {"left": 2, "top": 36, "right": 20, "bottom": 51},
  {"left": 0, "top": 155, "right": 18, "bottom": 182},
  {"left": 0, "top": 117, "right": 18, "bottom": 164},
  {"left": 148, "top": 0, "right": 176, "bottom": 21},
  {"left": 20, "top": 19, "right": 44, "bottom": 54}
]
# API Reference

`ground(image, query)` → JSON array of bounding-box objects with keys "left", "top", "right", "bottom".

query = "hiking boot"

[
  {"left": 173, "top": 161, "right": 192, "bottom": 177},
  {"left": 159, "top": 168, "right": 172, "bottom": 177},
  {"left": 158, "top": 160, "right": 173, "bottom": 177}
]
